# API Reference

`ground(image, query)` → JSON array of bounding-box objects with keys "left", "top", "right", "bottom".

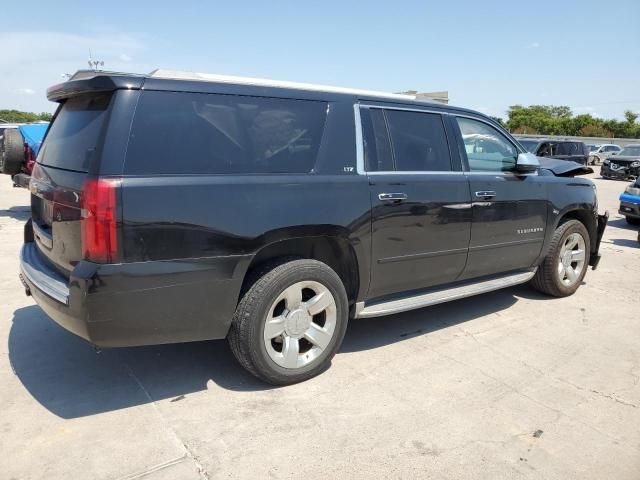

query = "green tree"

[
  {"left": 0, "top": 110, "right": 52, "bottom": 123},
  {"left": 624, "top": 110, "right": 638, "bottom": 125}
]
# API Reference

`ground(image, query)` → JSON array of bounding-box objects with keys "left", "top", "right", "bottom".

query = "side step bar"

[{"left": 354, "top": 269, "right": 536, "bottom": 319}]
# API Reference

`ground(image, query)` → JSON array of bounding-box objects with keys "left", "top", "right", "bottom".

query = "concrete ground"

[{"left": 0, "top": 169, "right": 638, "bottom": 480}]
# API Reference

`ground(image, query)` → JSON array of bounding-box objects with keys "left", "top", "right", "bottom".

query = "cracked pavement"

[{"left": 0, "top": 168, "right": 638, "bottom": 479}]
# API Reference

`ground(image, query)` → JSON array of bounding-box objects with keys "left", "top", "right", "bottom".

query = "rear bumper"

[
  {"left": 589, "top": 211, "right": 608, "bottom": 270},
  {"left": 19, "top": 241, "right": 250, "bottom": 347}
]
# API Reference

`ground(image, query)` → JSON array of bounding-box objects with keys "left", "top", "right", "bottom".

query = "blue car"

[{"left": 619, "top": 178, "right": 640, "bottom": 225}]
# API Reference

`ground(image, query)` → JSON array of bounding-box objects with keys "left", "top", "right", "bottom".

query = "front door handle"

[
  {"left": 378, "top": 192, "right": 407, "bottom": 202},
  {"left": 475, "top": 190, "right": 496, "bottom": 199}
]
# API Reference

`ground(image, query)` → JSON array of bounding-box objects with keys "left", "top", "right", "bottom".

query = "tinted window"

[
  {"left": 518, "top": 139, "right": 539, "bottom": 153},
  {"left": 126, "top": 91, "right": 327, "bottom": 175},
  {"left": 385, "top": 110, "right": 451, "bottom": 171},
  {"left": 38, "top": 94, "right": 112, "bottom": 172},
  {"left": 457, "top": 117, "right": 518, "bottom": 172},
  {"left": 556, "top": 142, "right": 581, "bottom": 155},
  {"left": 361, "top": 108, "right": 393, "bottom": 171}
]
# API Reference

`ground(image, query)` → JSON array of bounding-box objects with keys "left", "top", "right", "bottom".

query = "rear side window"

[
  {"left": 556, "top": 142, "right": 581, "bottom": 155},
  {"left": 125, "top": 91, "right": 328, "bottom": 175},
  {"left": 38, "top": 94, "right": 112, "bottom": 172},
  {"left": 361, "top": 108, "right": 393, "bottom": 171},
  {"left": 360, "top": 107, "right": 451, "bottom": 172},
  {"left": 385, "top": 110, "right": 451, "bottom": 171}
]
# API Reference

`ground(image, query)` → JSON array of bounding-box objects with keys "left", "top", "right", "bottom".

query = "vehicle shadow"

[
  {"left": 9, "top": 286, "right": 533, "bottom": 419},
  {"left": 342, "top": 287, "right": 524, "bottom": 352},
  {"left": 607, "top": 217, "right": 637, "bottom": 231},
  {"left": 0, "top": 206, "right": 30, "bottom": 221},
  {"left": 610, "top": 238, "right": 639, "bottom": 248}
]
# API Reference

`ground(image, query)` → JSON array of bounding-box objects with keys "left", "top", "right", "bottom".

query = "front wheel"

[
  {"left": 626, "top": 216, "right": 640, "bottom": 226},
  {"left": 228, "top": 259, "right": 349, "bottom": 385},
  {"left": 531, "top": 220, "right": 590, "bottom": 297}
]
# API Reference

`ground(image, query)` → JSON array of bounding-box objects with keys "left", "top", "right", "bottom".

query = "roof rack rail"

[{"left": 148, "top": 69, "right": 417, "bottom": 101}]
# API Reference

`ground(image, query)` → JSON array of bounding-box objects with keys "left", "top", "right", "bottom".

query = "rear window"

[
  {"left": 38, "top": 94, "right": 112, "bottom": 172},
  {"left": 125, "top": 91, "right": 328, "bottom": 175}
]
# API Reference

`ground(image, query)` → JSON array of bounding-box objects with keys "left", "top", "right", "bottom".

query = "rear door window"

[
  {"left": 361, "top": 108, "right": 393, "bottom": 172},
  {"left": 125, "top": 91, "right": 328, "bottom": 175},
  {"left": 38, "top": 94, "right": 112, "bottom": 172},
  {"left": 385, "top": 110, "right": 452, "bottom": 171}
]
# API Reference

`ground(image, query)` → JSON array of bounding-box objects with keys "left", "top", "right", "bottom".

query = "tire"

[
  {"left": 228, "top": 259, "right": 349, "bottom": 385},
  {"left": 588, "top": 155, "right": 598, "bottom": 165},
  {"left": 1, "top": 129, "right": 24, "bottom": 176},
  {"left": 531, "top": 219, "right": 591, "bottom": 297},
  {"left": 626, "top": 216, "right": 640, "bottom": 226}
]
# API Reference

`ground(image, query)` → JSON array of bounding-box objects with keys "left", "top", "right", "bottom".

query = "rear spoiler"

[{"left": 47, "top": 70, "right": 145, "bottom": 102}]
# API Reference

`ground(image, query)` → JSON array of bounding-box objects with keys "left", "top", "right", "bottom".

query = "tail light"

[{"left": 81, "top": 178, "right": 121, "bottom": 263}]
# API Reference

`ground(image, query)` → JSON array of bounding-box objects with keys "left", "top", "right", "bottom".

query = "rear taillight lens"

[{"left": 81, "top": 178, "right": 121, "bottom": 263}]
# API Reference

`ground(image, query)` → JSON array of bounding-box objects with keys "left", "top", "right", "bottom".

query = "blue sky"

[{"left": 2, "top": 0, "right": 639, "bottom": 120}]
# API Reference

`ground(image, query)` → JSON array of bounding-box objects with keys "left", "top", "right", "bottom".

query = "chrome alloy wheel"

[
  {"left": 263, "top": 281, "right": 337, "bottom": 369},
  {"left": 557, "top": 232, "right": 586, "bottom": 287}
]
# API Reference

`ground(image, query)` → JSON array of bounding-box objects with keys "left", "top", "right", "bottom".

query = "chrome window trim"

[{"left": 354, "top": 103, "right": 454, "bottom": 175}]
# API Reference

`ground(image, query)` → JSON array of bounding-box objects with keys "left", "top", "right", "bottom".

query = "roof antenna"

[{"left": 88, "top": 49, "right": 105, "bottom": 71}]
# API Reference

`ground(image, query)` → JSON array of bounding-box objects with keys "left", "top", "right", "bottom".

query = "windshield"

[
  {"left": 518, "top": 140, "right": 539, "bottom": 153},
  {"left": 619, "top": 146, "right": 640, "bottom": 157}
]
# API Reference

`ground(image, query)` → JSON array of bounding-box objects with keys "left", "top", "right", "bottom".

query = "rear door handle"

[
  {"left": 475, "top": 190, "right": 496, "bottom": 199},
  {"left": 378, "top": 192, "right": 407, "bottom": 202}
]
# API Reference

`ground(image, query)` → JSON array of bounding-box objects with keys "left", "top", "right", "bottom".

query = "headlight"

[
  {"left": 631, "top": 161, "right": 640, "bottom": 168},
  {"left": 625, "top": 185, "right": 640, "bottom": 196}
]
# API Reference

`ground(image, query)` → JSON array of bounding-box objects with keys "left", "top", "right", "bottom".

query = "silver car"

[{"left": 588, "top": 144, "right": 621, "bottom": 165}]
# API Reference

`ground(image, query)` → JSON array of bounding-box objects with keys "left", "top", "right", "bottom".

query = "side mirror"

[{"left": 516, "top": 152, "right": 539, "bottom": 172}]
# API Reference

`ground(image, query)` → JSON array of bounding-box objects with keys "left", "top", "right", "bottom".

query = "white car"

[{"left": 588, "top": 144, "right": 622, "bottom": 165}]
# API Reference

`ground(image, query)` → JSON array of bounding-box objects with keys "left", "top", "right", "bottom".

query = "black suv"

[
  {"left": 517, "top": 138, "right": 590, "bottom": 165},
  {"left": 20, "top": 70, "right": 608, "bottom": 385}
]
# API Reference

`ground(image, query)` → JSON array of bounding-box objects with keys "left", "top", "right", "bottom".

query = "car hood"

[
  {"left": 538, "top": 157, "right": 593, "bottom": 176},
  {"left": 608, "top": 155, "right": 640, "bottom": 162}
]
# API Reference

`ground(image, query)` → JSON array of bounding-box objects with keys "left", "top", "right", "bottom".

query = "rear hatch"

[
  {"left": 30, "top": 93, "right": 112, "bottom": 277},
  {"left": 552, "top": 142, "right": 588, "bottom": 165}
]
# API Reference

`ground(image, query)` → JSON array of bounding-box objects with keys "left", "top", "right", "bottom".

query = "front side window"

[
  {"left": 125, "top": 91, "right": 327, "bottom": 175},
  {"left": 456, "top": 117, "right": 518, "bottom": 172}
]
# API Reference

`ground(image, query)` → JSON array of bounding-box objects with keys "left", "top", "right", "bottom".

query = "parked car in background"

[
  {"left": 601, "top": 144, "right": 640, "bottom": 180},
  {"left": 0, "top": 122, "right": 49, "bottom": 188},
  {"left": 619, "top": 178, "right": 640, "bottom": 225},
  {"left": 19, "top": 69, "right": 608, "bottom": 385},
  {"left": 516, "top": 139, "right": 590, "bottom": 165},
  {"left": 587, "top": 144, "right": 622, "bottom": 165}
]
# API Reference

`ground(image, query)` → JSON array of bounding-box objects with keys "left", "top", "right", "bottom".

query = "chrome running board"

[{"left": 354, "top": 269, "right": 536, "bottom": 319}]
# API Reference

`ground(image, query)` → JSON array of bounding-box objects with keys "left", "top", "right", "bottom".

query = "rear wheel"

[
  {"left": 1, "top": 129, "right": 24, "bottom": 176},
  {"left": 531, "top": 220, "right": 590, "bottom": 297},
  {"left": 228, "top": 259, "right": 349, "bottom": 385},
  {"left": 626, "top": 216, "right": 640, "bottom": 226}
]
